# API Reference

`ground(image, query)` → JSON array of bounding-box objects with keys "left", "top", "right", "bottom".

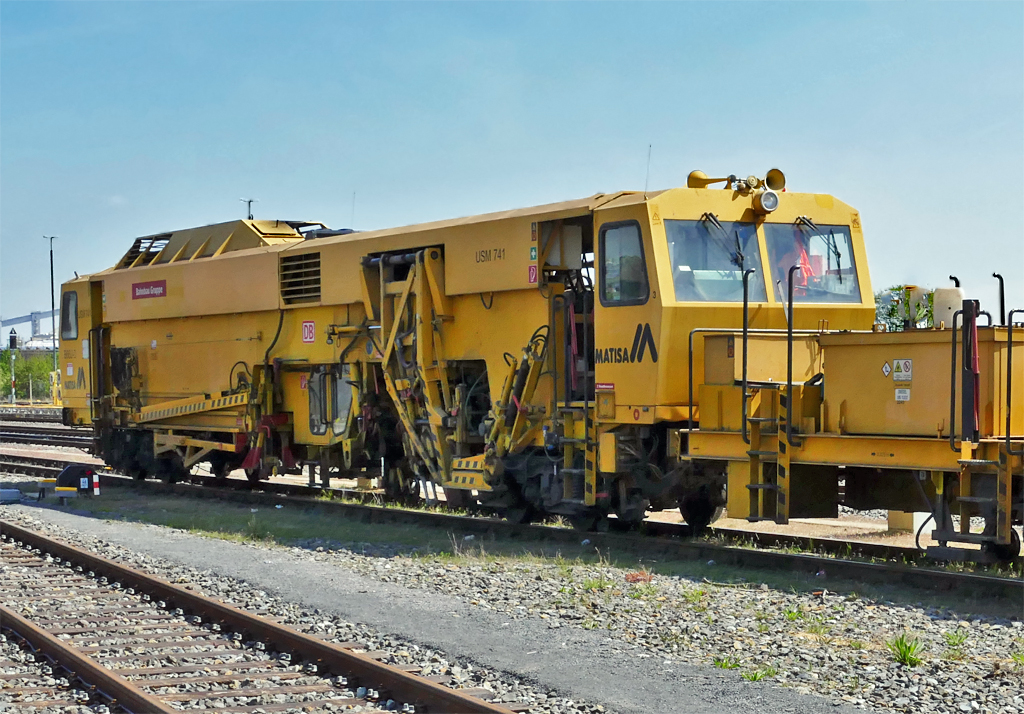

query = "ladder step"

[
  {"left": 746, "top": 516, "right": 777, "bottom": 523},
  {"left": 747, "top": 450, "right": 777, "bottom": 457},
  {"left": 958, "top": 459, "right": 999, "bottom": 467},
  {"left": 747, "top": 418, "right": 778, "bottom": 425},
  {"left": 956, "top": 496, "right": 996, "bottom": 504},
  {"left": 746, "top": 484, "right": 778, "bottom": 491}
]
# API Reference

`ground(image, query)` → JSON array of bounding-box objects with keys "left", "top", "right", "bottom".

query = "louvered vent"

[
  {"left": 280, "top": 252, "right": 321, "bottom": 305},
  {"left": 117, "top": 234, "right": 172, "bottom": 269}
]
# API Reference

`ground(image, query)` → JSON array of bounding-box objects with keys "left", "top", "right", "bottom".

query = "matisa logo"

[{"left": 596, "top": 323, "right": 658, "bottom": 364}]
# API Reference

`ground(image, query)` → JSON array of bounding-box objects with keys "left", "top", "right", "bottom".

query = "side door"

[{"left": 593, "top": 214, "right": 662, "bottom": 424}]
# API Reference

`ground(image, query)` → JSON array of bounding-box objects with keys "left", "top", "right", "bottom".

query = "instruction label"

[
  {"left": 895, "top": 388, "right": 911, "bottom": 403},
  {"left": 892, "top": 358, "right": 912, "bottom": 382}
]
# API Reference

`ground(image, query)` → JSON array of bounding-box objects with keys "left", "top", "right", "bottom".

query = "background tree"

[
  {"left": 0, "top": 348, "right": 55, "bottom": 401},
  {"left": 874, "top": 285, "right": 933, "bottom": 332}
]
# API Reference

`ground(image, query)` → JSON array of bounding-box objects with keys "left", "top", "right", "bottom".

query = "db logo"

[{"left": 301, "top": 321, "right": 316, "bottom": 343}]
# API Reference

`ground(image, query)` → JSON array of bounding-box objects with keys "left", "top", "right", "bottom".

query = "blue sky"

[{"left": 2, "top": 1, "right": 1022, "bottom": 322}]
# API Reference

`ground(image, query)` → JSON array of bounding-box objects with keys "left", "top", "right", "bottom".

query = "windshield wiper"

[
  {"left": 795, "top": 216, "right": 842, "bottom": 283},
  {"left": 702, "top": 212, "right": 744, "bottom": 269}
]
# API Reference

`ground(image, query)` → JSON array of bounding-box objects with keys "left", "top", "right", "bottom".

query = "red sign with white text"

[{"left": 132, "top": 280, "right": 167, "bottom": 299}]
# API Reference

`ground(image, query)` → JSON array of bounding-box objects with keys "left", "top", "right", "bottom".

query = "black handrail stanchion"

[
  {"left": 961, "top": 300, "right": 980, "bottom": 445},
  {"left": 949, "top": 309, "right": 962, "bottom": 452},
  {"left": 741, "top": 268, "right": 755, "bottom": 445},
  {"left": 786, "top": 265, "right": 800, "bottom": 447},
  {"left": 1008, "top": 309, "right": 1023, "bottom": 456}
]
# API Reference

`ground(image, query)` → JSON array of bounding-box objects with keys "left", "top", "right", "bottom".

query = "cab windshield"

[
  {"left": 664, "top": 218, "right": 767, "bottom": 302},
  {"left": 763, "top": 223, "right": 861, "bottom": 303}
]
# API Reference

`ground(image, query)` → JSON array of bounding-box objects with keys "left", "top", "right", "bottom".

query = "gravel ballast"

[{"left": 3, "top": 504, "right": 1023, "bottom": 713}]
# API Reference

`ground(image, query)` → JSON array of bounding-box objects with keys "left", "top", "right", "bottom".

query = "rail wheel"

[
  {"left": 157, "top": 452, "right": 187, "bottom": 484},
  {"left": 679, "top": 486, "right": 724, "bottom": 536},
  {"left": 443, "top": 487, "right": 473, "bottom": 511},
  {"left": 209, "top": 454, "right": 235, "bottom": 483},
  {"left": 982, "top": 528, "right": 1021, "bottom": 561},
  {"left": 245, "top": 463, "right": 272, "bottom": 484}
]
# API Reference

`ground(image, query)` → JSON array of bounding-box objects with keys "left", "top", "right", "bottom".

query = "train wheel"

[
  {"left": 504, "top": 505, "right": 535, "bottom": 525},
  {"left": 245, "top": 464, "right": 271, "bottom": 484},
  {"left": 157, "top": 453, "right": 187, "bottom": 484},
  {"left": 126, "top": 466, "right": 147, "bottom": 481},
  {"left": 982, "top": 529, "right": 1021, "bottom": 561},
  {"left": 210, "top": 455, "right": 234, "bottom": 483},
  {"left": 443, "top": 487, "right": 471, "bottom": 511},
  {"left": 679, "top": 488, "right": 724, "bottom": 536}
]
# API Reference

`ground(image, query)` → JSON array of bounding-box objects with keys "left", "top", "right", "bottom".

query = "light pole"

[{"left": 44, "top": 236, "right": 58, "bottom": 371}]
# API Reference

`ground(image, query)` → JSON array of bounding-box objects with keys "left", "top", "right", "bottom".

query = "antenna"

[
  {"left": 240, "top": 198, "right": 258, "bottom": 220},
  {"left": 351, "top": 191, "right": 356, "bottom": 227},
  {"left": 643, "top": 144, "right": 652, "bottom": 198}
]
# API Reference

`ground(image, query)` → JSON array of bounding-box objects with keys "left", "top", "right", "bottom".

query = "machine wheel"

[
  {"left": 245, "top": 464, "right": 272, "bottom": 484},
  {"left": 982, "top": 529, "right": 1021, "bottom": 561},
  {"left": 679, "top": 487, "right": 724, "bottom": 536},
  {"left": 157, "top": 453, "right": 187, "bottom": 484},
  {"left": 443, "top": 487, "right": 473, "bottom": 511},
  {"left": 504, "top": 505, "right": 536, "bottom": 525},
  {"left": 209, "top": 455, "right": 235, "bottom": 483}
]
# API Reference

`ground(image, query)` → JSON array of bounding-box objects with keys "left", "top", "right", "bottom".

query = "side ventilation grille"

[{"left": 280, "top": 252, "right": 321, "bottom": 305}]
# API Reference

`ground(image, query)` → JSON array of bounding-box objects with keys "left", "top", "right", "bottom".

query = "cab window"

[
  {"left": 599, "top": 221, "right": 648, "bottom": 305},
  {"left": 664, "top": 219, "right": 767, "bottom": 302},
  {"left": 763, "top": 223, "right": 861, "bottom": 303},
  {"left": 332, "top": 365, "right": 353, "bottom": 435},
  {"left": 60, "top": 291, "right": 79, "bottom": 340},
  {"left": 308, "top": 366, "right": 328, "bottom": 436}
]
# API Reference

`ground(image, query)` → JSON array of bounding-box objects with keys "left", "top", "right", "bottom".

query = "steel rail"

[
  {"left": 0, "top": 603, "right": 176, "bottom": 713},
  {"left": 0, "top": 519, "right": 514, "bottom": 714}
]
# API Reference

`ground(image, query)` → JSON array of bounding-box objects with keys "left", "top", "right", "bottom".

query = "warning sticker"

[
  {"left": 530, "top": 246, "right": 537, "bottom": 260},
  {"left": 528, "top": 265, "right": 538, "bottom": 284},
  {"left": 892, "top": 358, "right": 912, "bottom": 382},
  {"left": 895, "top": 388, "right": 911, "bottom": 403},
  {"left": 881, "top": 362, "right": 891, "bottom": 377}
]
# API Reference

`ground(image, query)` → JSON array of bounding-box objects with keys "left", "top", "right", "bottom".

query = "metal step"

[
  {"left": 747, "top": 417, "right": 778, "bottom": 425},
  {"left": 746, "top": 450, "right": 777, "bottom": 458},
  {"left": 956, "top": 496, "right": 996, "bottom": 504},
  {"left": 958, "top": 459, "right": 999, "bottom": 467},
  {"left": 745, "top": 483, "right": 778, "bottom": 491}
]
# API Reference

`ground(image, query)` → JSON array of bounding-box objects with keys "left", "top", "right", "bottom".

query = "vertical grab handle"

[
  {"left": 741, "top": 269, "right": 755, "bottom": 445},
  {"left": 949, "top": 309, "right": 963, "bottom": 452},
  {"left": 786, "top": 265, "right": 800, "bottom": 447},
  {"left": 1008, "top": 308, "right": 1023, "bottom": 456}
]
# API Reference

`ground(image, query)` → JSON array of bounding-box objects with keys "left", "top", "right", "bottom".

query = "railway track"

[
  {"left": 0, "top": 422, "right": 93, "bottom": 450},
  {"left": 0, "top": 406, "right": 63, "bottom": 423},
  {"left": 0, "top": 519, "right": 516, "bottom": 713},
  {"left": 2, "top": 453, "right": 1021, "bottom": 603}
]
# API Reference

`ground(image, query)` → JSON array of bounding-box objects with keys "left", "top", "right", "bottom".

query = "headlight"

[{"left": 753, "top": 189, "right": 779, "bottom": 214}]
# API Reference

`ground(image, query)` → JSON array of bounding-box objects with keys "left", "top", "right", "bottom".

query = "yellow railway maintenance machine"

[{"left": 61, "top": 169, "right": 994, "bottom": 541}]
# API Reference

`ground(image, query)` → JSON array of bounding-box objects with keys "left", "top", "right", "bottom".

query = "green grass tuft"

[{"left": 886, "top": 632, "right": 925, "bottom": 667}]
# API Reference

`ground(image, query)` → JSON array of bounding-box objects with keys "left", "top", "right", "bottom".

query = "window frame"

[
  {"left": 308, "top": 366, "right": 329, "bottom": 436},
  {"left": 598, "top": 220, "right": 650, "bottom": 307},
  {"left": 60, "top": 291, "right": 79, "bottom": 340},
  {"left": 331, "top": 365, "right": 352, "bottom": 436}
]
